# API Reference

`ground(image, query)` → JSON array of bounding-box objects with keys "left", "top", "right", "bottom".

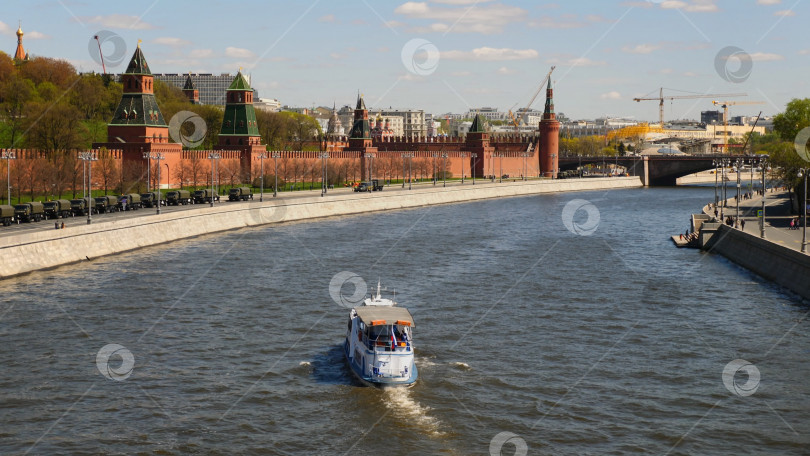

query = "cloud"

[
  {"left": 225, "top": 47, "right": 256, "bottom": 59},
  {"left": 497, "top": 66, "right": 517, "bottom": 75},
  {"left": 749, "top": 52, "right": 784, "bottom": 61},
  {"left": 189, "top": 49, "right": 214, "bottom": 58},
  {"left": 757, "top": 0, "right": 780, "bottom": 4},
  {"left": 451, "top": 71, "right": 472, "bottom": 76},
  {"left": 622, "top": 43, "right": 661, "bottom": 54},
  {"left": 384, "top": 20, "right": 406, "bottom": 28},
  {"left": 600, "top": 91, "right": 621, "bottom": 100},
  {"left": 774, "top": 9, "right": 795, "bottom": 16},
  {"left": 442, "top": 47, "right": 538, "bottom": 60},
  {"left": 547, "top": 56, "right": 607, "bottom": 67},
  {"left": 799, "top": 49, "right": 810, "bottom": 55},
  {"left": 153, "top": 37, "right": 191, "bottom": 47},
  {"left": 660, "top": 0, "right": 718, "bottom": 12},
  {"left": 431, "top": 0, "right": 495, "bottom": 4},
  {"left": 318, "top": 14, "right": 336, "bottom": 22},
  {"left": 74, "top": 14, "right": 157, "bottom": 30},
  {"left": 26, "top": 31, "right": 50, "bottom": 40},
  {"left": 0, "top": 21, "right": 10, "bottom": 35},
  {"left": 395, "top": 1, "right": 527, "bottom": 34}
]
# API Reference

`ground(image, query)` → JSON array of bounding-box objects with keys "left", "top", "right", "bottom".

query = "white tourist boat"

[{"left": 344, "top": 282, "right": 417, "bottom": 387}]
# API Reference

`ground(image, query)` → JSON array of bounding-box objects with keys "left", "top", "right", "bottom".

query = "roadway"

[
  {"left": 0, "top": 176, "right": 534, "bottom": 237},
  {"left": 712, "top": 188, "right": 808, "bottom": 253}
]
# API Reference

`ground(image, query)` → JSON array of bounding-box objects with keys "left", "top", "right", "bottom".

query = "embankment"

[{"left": 0, "top": 177, "right": 641, "bottom": 279}]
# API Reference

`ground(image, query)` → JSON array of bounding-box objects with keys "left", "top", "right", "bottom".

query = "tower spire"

[{"left": 14, "top": 20, "right": 28, "bottom": 63}]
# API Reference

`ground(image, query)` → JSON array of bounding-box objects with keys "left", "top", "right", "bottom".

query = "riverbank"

[
  {"left": 0, "top": 176, "right": 641, "bottom": 279},
  {"left": 696, "top": 190, "right": 810, "bottom": 300}
]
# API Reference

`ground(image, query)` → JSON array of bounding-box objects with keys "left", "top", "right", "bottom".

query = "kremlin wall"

[{"left": 5, "top": 43, "right": 561, "bottom": 191}]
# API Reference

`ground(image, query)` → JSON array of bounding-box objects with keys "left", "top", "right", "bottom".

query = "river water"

[{"left": 1, "top": 186, "right": 808, "bottom": 455}]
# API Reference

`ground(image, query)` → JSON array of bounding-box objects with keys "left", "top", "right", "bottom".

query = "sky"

[{"left": 1, "top": 0, "right": 807, "bottom": 122}]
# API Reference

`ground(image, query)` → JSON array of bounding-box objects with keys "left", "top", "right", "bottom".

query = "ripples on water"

[{"left": 0, "top": 187, "right": 808, "bottom": 455}]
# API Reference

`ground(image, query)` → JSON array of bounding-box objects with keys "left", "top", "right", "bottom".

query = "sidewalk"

[{"left": 706, "top": 189, "right": 808, "bottom": 254}]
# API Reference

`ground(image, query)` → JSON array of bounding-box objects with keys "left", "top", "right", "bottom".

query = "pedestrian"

[
  {"left": 790, "top": 218, "right": 795, "bottom": 230},
  {"left": 61, "top": 221, "right": 65, "bottom": 229},
  {"left": 741, "top": 219, "right": 745, "bottom": 230}
]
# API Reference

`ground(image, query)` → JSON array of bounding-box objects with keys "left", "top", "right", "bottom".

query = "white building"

[{"left": 254, "top": 97, "right": 281, "bottom": 112}]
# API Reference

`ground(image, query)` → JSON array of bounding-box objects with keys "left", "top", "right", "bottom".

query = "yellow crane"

[
  {"left": 633, "top": 88, "right": 746, "bottom": 128},
  {"left": 508, "top": 66, "right": 555, "bottom": 131},
  {"left": 711, "top": 100, "right": 765, "bottom": 153}
]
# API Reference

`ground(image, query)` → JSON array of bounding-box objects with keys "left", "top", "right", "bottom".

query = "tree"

[
  {"left": 618, "top": 142, "right": 626, "bottom": 157},
  {"left": 0, "top": 74, "right": 35, "bottom": 147},
  {"left": 773, "top": 98, "right": 810, "bottom": 143}
]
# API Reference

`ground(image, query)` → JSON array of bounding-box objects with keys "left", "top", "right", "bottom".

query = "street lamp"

[
  {"left": 208, "top": 152, "right": 221, "bottom": 207},
  {"left": 798, "top": 168, "right": 808, "bottom": 253},
  {"left": 432, "top": 152, "right": 439, "bottom": 186},
  {"left": 319, "top": 152, "right": 329, "bottom": 197},
  {"left": 460, "top": 153, "right": 466, "bottom": 184},
  {"left": 441, "top": 153, "right": 448, "bottom": 187},
  {"left": 471, "top": 153, "right": 477, "bottom": 185},
  {"left": 364, "top": 152, "right": 376, "bottom": 183},
  {"left": 78, "top": 151, "right": 98, "bottom": 225},
  {"left": 401, "top": 153, "right": 414, "bottom": 189},
  {"left": 1, "top": 150, "right": 15, "bottom": 205},
  {"left": 142, "top": 151, "right": 151, "bottom": 192},
  {"left": 272, "top": 152, "right": 281, "bottom": 197},
  {"left": 712, "top": 159, "right": 719, "bottom": 216},
  {"left": 152, "top": 153, "right": 165, "bottom": 215},
  {"left": 735, "top": 158, "right": 742, "bottom": 228},
  {"left": 521, "top": 152, "right": 529, "bottom": 181},
  {"left": 760, "top": 158, "right": 769, "bottom": 239},
  {"left": 257, "top": 153, "right": 268, "bottom": 202},
  {"left": 550, "top": 154, "right": 557, "bottom": 179}
]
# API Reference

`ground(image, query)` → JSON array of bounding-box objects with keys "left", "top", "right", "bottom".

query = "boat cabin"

[{"left": 352, "top": 306, "right": 414, "bottom": 353}]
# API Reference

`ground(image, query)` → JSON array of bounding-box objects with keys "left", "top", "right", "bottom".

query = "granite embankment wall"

[
  {"left": 0, "top": 177, "right": 641, "bottom": 279},
  {"left": 703, "top": 223, "right": 810, "bottom": 300}
]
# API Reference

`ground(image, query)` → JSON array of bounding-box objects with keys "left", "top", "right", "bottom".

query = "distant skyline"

[{"left": 2, "top": 0, "right": 806, "bottom": 121}]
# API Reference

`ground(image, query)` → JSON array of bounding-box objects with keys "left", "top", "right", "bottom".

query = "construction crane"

[
  {"left": 633, "top": 88, "right": 746, "bottom": 128},
  {"left": 711, "top": 100, "right": 765, "bottom": 154},
  {"left": 508, "top": 66, "right": 555, "bottom": 132}
]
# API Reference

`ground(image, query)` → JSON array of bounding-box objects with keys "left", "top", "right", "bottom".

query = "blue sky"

[{"left": 2, "top": 0, "right": 806, "bottom": 121}]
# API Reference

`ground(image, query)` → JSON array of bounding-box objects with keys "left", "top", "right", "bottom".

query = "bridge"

[{"left": 558, "top": 155, "right": 749, "bottom": 186}]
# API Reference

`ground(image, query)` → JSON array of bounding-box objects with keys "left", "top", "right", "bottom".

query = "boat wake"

[{"left": 382, "top": 388, "right": 444, "bottom": 437}]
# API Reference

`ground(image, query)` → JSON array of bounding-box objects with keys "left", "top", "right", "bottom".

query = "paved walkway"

[{"left": 707, "top": 189, "right": 808, "bottom": 253}]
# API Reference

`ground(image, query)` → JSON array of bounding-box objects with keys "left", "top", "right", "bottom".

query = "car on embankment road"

[
  {"left": 0, "top": 204, "right": 15, "bottom": 226},
  {"left": 140, "top": 192, "right": 162, "bottom": 208},
  {"left": 14, "top": 202, "right": 45, "bottom": 223},
  {"left": 70, "top": 198, "right": 94, "bottom": 216},
  {"left": 228, "top": 187, "right": 253, "bottom": 201},
  {"left": 43, "top": 200, "right": 73, "bottom": 219}
]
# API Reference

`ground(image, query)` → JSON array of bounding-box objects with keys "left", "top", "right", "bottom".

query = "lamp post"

[
  {"left": 272, "top": 152, "right": 281, "bottom": 197},
  {"left": 142, "top": 151, "right": 151, "bottom": 192},
  {"left": 713, "top": 159, "right": 719, "bottom": 215},
  {"left": 152, "top": 153, "right": 165, "bottom": 215},
  {"left": 799, "top": 168, "right": 810, "bottom": 253},
  {"left": 550, "top": 154, "right": 557, "bottom": 179},
  {"left": 471, "top": 153, "right": 477, "bottom": 185},
  {"left": 257, "top": 153, "right": 267, "bottom": 202},
  {"left": 365, "top": 153, "right": 375, "bottom": 183},
  {"left": 1, "top": 150, "right": 15, "bottom": 205},
  {"left": 760, "top": 158, "right": 768, "bottom": 239},
  {"left": 521, "top": 152, "right": 529, "bottom": 181},
  {"left": 460, "top": 153, "right": 466, "bottom": 184},
  {"left": 441, "top": 153, "right": 448, "bottom": 187},
  {"left": 319, "top": 153, "right": 329, "bottom": 197},
  {"left": 735, "top": 158, "right": 742, "bottom": 228},
  {"left": 432, "top": 152, "right": 438, "bottom": 186},
  {"left": 165, "top": 163, "right": 169, "bottom": 195},
  {"left": 78, "top": 151, "right": 98, "bottom": 224},
  {"left": 208, "top": 152, "right": 221, "bottom": 207},
  {"left": 401, "top": 153, "right": 414, "bottom": 189}
]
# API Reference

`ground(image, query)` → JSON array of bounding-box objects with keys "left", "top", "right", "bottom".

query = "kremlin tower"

[
  {"left": 215, "top": 70, "right": 265, "bottom": 181},
  {"left": 182, "top": 73, "right": 199, "bottom": 105},
  {"left": 538, "top": 79, "right": 560, "bottom": 178},
  {"left": 345, "top": 93, "right": 377, "bottom": 180}
]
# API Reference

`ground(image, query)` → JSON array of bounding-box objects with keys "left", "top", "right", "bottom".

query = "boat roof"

[{"left": 354, "top": 306, "right": 415, "bottom": 327}]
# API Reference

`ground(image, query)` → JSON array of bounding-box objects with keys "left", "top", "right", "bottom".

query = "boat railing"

[{"left": 362, "top": 334, "right": 411, "bottom": 353}]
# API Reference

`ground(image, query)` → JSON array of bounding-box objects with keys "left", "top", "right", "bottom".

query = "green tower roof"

[
  {"left": 183, "top": 73, "right": 196, "bottom": 90},
  {"left": 469, "top": 114, "right": 485, "bottom": 133},
  {"left": 124, "top": 46, "right": 152, "bottom": 75},
  {"left": 227, "top": 71, "right": 252, "bottom": 91}
]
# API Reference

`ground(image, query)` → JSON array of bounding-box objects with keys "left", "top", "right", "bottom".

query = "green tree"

[{"left": 773, "top": 98, "right": 810, "bottom": 143}]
